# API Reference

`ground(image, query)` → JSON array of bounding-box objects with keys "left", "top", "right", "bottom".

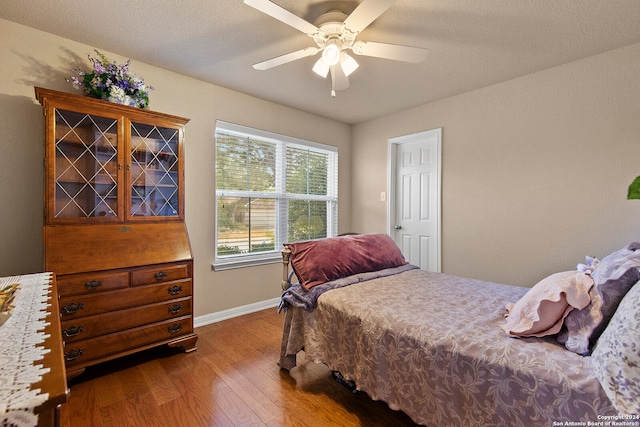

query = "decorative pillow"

[
  {"left": 591, "top": 281, "right": 640, "bottom": 415},
  {"left": 500, "top": 271, "right": 593, "bottom": 338},
  {"left": 285, "top": 234, "right": 407, "bottom": 290},
  {"left": 600, "top": 242, "right": 640, "bottom": 262},
  {"left": 558, "top": 243, "right": 640, "bottom": 355}
]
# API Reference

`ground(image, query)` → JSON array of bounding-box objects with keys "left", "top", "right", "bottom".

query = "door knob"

[{"left": 394, "top": 225, "right": 402, "bottom": 230}]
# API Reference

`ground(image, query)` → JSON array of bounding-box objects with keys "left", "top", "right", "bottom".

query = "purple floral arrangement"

[{"left": 66, "top": 50, "right": 153, "bottom": 108}]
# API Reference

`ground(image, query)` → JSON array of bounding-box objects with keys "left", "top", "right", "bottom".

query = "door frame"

[{"left": 387, "top": 128, "right": 442, "bottom": 272}]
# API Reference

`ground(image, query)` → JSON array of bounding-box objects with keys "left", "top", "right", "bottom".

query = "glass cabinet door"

[
  {"left": 52, "top": 109, "right": 120, "bottom": 219},
  {"left": 129, "top": 121, "right": 181, "bottom": 218}
]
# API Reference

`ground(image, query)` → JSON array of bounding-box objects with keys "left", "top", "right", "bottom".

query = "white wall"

[
  {"left": 0, "top": 18, "right": 351, "bottom": 317},
  {"left": 351, "top": 42, "right": 640, "bottom": 288}
]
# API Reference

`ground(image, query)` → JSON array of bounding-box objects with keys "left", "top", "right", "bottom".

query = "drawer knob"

[
  {"left": 168, "top": 323, "right": 183, "bottom": 334},
  {"left": 168, "top": 304, "right": 183, "bottom": 314},
  {"left": 64, "top": 348, "right": 84, "bottom": 361},
  {"left": 62, "top": 302, "right": 84, "bottom": 315},
  {"left": 168, "top": 285, "right": 183, "bottom": 295},
  {"left": 62, "top": 325, "right": 84, "bottom": 338},
  {"left": 84, "top": 280, "right": 102, "bottom": 289},
  {"left": 154, "top": 271, "right": 168, "bottom": 281}
]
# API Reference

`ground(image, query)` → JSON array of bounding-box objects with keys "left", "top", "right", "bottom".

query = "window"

[{"left": 214, "top": 121, "right": 338, "bottom": 270}]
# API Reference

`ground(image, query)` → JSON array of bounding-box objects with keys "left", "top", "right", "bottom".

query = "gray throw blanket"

[{"left": 279, "top": 263, "right": 419, "bottom": 311}]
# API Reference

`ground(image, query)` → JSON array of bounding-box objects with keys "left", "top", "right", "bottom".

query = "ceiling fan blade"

[
  {"left": 253, "top": 47, "right": 320, "bottom": 70},
  {"left": 352, "top": 41, "right": 428, "bottom": 63},
  {"left": 343, "top": 0, "right": 396, "bottom": 33},
  {"left": 331, "top": 65, "right": 350, "bottom": 91},
  {"left": 244, "top": 0, "right": 319, "bottom": 35}
]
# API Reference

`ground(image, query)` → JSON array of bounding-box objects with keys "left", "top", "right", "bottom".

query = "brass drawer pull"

[
  {"left": 62, "top": 302, "right": 84, "bottom": 315},
  {"left": 62, "top": 325, "right": 84, "bottom": 338},
  {"left": 154, "top": 271, "right": 168, "bottom": 281},
  {"left": 84, "top": 280, "right": 102, "bottom": 289},
  {"left": 168, "top": 285, "right": 183, "bottom": 295},
  {"left": 64, "top": 348, "right": 84, "bottom": 361},
  {"left": 168, "top": 304, "right": 183, "bottom": 314},
  {"left": 168, "top": 323, "right": 183, "bottom": 334}
]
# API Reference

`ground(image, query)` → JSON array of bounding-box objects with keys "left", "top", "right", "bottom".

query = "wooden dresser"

[{"left": 35, "top": 87, "right": 197, "bottom": 379}]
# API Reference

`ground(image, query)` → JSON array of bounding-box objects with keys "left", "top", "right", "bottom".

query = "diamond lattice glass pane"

[
  {"left": 54, "top": 109, "right": 118, "bottom": 218},
  {"left": 130, "top": 122, "right": 180, "bottom": 217}
]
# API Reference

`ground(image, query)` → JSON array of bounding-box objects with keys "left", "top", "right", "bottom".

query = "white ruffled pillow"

[{"left": 501, "top": 271, "right": 593, "bottom": 337}]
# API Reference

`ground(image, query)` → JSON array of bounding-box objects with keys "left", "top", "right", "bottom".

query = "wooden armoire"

[{"left": 36, "top": 87, "right": 197, "bottom": 379}]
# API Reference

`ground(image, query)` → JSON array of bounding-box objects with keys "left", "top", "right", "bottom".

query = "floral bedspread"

[{"left": 280, "top": 268, "right": 616, "bottom": 427}]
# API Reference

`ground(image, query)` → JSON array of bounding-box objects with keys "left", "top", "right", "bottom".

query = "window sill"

[{"left": 212, "top": 253, "right": 281, "bottom": 271}]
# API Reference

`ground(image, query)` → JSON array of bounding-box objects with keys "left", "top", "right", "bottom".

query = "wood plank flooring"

[{"left": 59, "top": 308, "right": 421, "bottom": 427}]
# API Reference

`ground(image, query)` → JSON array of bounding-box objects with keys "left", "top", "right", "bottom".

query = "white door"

[{"left": 388, "top": 129, "right": 441, "bottom": 271}]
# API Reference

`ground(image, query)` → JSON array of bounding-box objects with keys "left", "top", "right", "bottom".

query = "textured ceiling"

[{"left": 2, "top": 0, "right": 640, "bottom": 124}]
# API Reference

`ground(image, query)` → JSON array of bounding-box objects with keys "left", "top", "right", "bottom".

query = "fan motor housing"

[
  {"left": 313, "top": 10, "right": 356, "bottom": 47},
  {"left": 313, "top": 9, "right": 348, "bottom": 27}
]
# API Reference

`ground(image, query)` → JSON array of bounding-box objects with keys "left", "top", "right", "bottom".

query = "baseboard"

[{"left": 194, "top": 297, "right": 281, "bottom": 328}]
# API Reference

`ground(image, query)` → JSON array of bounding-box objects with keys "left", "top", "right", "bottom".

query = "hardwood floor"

[{"left": 59, "top": 308, "right": 421, "bottom": 427}]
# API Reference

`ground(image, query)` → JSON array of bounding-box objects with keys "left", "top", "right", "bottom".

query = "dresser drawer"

[
  {"left": 59, "top": 278, "right": 192, "bottom": 318},
  {"left": 131, "top": 263, "right": 190, "bottom": 286},
  {"left": 57, "top": 271, "right": 129, "bottom": 296},
  {"left": 63, "top": 315, "right": 193, "bottom": 369},
  {"left": 60, "top": 296, "right": 192, "bottom": 342}
]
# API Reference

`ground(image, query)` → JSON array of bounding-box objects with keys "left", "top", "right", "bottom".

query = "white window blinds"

[{"left": 214, "top": 121, "right": 338, "bottom": 269}]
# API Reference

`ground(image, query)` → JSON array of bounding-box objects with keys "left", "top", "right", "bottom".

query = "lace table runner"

[{"left": 0, "top": 273, "right": 53, "bottom": 427}]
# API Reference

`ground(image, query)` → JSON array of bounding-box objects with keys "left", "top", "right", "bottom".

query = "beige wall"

[
  {"left": 3, "top": 16, "right": 640, "bottom": 317},
  {"left": 0, "top": 19, "right": 351, "bottom": 317},
  {"left": 352, "top": 42, "right": 640, "bottom": 288}
]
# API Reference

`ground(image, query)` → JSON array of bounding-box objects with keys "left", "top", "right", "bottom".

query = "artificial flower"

[{"left": 66, "top": 50, "right": 153, "bottom": 108}]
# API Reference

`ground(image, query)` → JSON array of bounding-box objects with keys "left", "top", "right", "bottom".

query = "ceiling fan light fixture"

[
  {"left": 312, "top": 58, "right": 330, "bottom": 78},
  {"left": 340, "top": 52, "right": 359, "bottom": 77},
  {"left": 244, "top": 0, "right": 427, "bottom": 97},
  {"left": 321, "top": 41, "right": 341, "bottom": 66}
]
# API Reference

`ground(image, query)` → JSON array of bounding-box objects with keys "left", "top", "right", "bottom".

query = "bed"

[{"left": 277, "top": 234, "right": 640, "bottom": 427}]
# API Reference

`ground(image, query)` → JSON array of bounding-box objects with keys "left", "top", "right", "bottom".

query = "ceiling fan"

[{"left": 244, "top": 0, "right": 428, "bottom": 97}]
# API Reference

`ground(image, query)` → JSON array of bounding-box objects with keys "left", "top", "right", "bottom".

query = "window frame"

[{"left": 213, "top": 121, "right": 338, "bottom": 270}]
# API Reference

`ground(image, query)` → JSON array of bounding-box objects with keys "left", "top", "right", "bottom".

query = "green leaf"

[{"left": 628, "top": 176, "right": 640, "bottom": 200}]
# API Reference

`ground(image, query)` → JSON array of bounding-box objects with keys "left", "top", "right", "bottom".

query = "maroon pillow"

[{"left": 285, "top": 234, "right": 407, "bottom": 290}]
